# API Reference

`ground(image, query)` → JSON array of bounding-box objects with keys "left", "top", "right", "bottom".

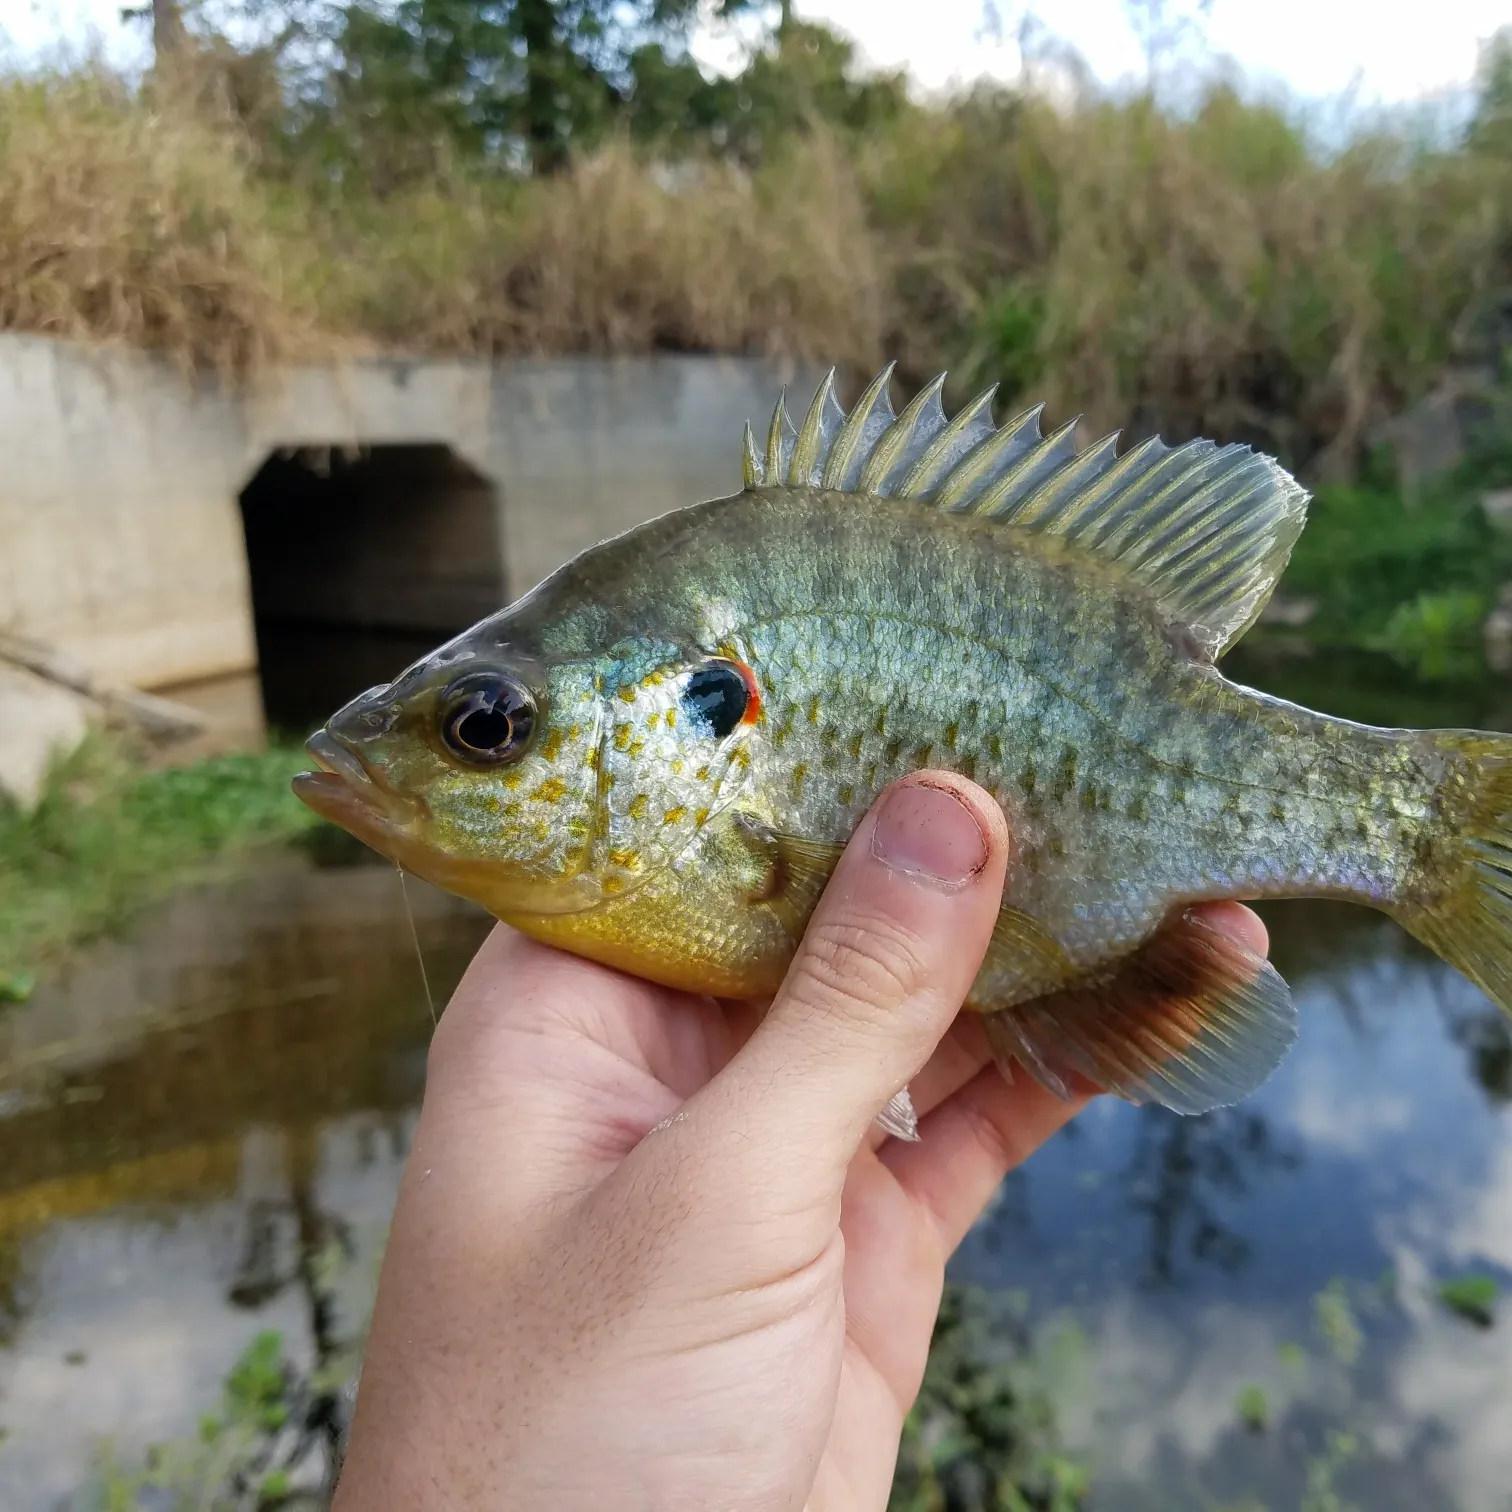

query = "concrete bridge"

[{"left": 0, "top": 334, "right": 816, "bottom": 705}]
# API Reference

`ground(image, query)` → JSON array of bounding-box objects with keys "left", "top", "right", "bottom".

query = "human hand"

[{"left": 332, "top": 772, "right": 1267, "bottom": 1512}]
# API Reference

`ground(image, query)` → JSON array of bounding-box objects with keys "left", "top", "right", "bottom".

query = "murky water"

[{"left": 3, "top": 647, "right": 1512, "bottom": 1509}]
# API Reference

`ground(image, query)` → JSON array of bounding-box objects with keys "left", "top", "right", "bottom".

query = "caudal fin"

[{"left": 1399, "top": 733, "right": 1512, "bottom": 1015}]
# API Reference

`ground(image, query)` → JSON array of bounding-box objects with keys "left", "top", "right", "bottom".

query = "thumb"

[{"left": 693, "top": 772, "right": 1011, "bottom": 1182}]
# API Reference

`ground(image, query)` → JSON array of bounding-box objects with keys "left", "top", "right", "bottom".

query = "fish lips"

[{"left": 292, "top": 729, "right": 421, "bottom": 852}]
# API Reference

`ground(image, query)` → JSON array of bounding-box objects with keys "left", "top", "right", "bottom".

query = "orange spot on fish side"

[
  {"left": 671, "top": 759, "right": 684, "bottom": 775},
  {"left": 696, "top": 764, "right": 711, "bottom": 781},
  {"left": 695, "top": 808, "right": 710, "bottom": 826},
  {"left": 608, "top": 847, "right": 640, "bottom": 869},
  {"left": 618, "top": 685, "right": 637, "bottom": 703},
  {"left": 602, "top": 875, "right": 626, "bottom": 895},
  {"left": 541, "top": 729, "right": 564, "bottom": 761},
  {"left": 629, "top": 793, "right": 649, "bottom": 819},
  {"left": 647, "top": 710, "right": 661, "bottom": 731},
  {"left": 533, "top": 776, "right": 568, "bottom": 803},
  {"left": 666, "top": 708, "right": 678, "bottom": 729},
  {"left": 613, "top": 723, "right": 633, "bottom": 752},
  {"left": 663, "top": 805, "right": 687, "bottom": 825}
]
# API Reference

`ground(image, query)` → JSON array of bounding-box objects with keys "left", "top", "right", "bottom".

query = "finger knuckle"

[
  {"left": 791, "top": 911, "right": 930, "bottom": 1021},
  {"left": 955, "top": 1090, "right": 1031, "bottom": 1174}
]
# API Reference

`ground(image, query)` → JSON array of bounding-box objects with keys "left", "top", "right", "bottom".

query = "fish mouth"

[{"left": 292, "top": 730, "right": 420, "bottom": 844}]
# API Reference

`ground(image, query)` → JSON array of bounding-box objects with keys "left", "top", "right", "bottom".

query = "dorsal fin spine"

[
  {"left": 897, "top": 386, "right": 1002, "bottom": 500},
  {"left": 822, "top": 363, "right": 896, "bottom": 490},
  {"left": 743, "top": 365, "right": 1311, "bottom": 657},
  {"left": 986, "top": 423, "right": 1109, "bottom": 525},
  {"left": 790, "top": 369, "right": 838, "bottom": 486},
  {"left": 741, "top": 422, "right": 761, "bottom": 490},
  {"left": 858, "top": 372, "right": 946, "bottom": 494},
  {"left": 975, "top": 417, "right": 1082, "bottom": 519},
  {"left": 933, "top": 402, "right": 1043, "bottom": 512}
]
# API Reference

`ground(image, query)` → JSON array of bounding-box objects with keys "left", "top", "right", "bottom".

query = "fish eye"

[
  {"left": 439, "top": 673, "right": 536, "bottom": 765},
  {"left": 681, "top": 660, "right": 757, "bottom": 740}
]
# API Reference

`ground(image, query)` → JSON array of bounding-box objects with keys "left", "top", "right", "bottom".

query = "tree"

[
  {"left": 307, "top": 0, "right": 767, "bottom": 177},
  {"left": 624, "top": 16, "right": 909, "bottom": 163},
  {"left": 120, "top": 0, "right": 188, "bottom": 65},
  {"left": 1469, "top": 25, "right": 1512, "bottom": 158}
]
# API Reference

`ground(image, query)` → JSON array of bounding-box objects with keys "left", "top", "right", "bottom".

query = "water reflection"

[
  {"left": 1122, "top": 1106, "right": 1303, "bottom": 1288},
  {"left": 0, "top": 852, "right": 489, "bottom": 1510}
]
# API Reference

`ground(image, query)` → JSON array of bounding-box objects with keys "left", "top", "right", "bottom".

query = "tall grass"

[
  {"left": 0, "top": 54, "right": 1507, "bottom": 468},
  {"left": 0, "top": 735, "right": 319, "bottom": 988},
  {"left": 865, "top": 87, "right": 1512, "bottom": 461},
  {"left": 0, "top": 66, "right": 324, "bottom": 377},
  {"left": 314, "top": 136, "right": 883, "bottom": 369}
]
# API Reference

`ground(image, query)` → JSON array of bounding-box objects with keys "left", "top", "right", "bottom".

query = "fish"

[{"left": 293, "top": 364, "right": 1512, "bottom": 1121}]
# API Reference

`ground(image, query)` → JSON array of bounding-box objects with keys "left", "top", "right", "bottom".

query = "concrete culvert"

[{"left": 238, "top": 443, "right": 505, "bottom": 735}]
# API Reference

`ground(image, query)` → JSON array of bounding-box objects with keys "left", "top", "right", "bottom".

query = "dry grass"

[
  {"left": 321, "top": 136, "right": 882, "bottom": 372},
  {"left": 1, "top": 59, "right": 1507, "bottom": 468},
  {"left": 0, "top": 66, "right": 323, "bottom": 378},
  {"left": 866, "top": 88, "right": 1512, "bottom": 464}
]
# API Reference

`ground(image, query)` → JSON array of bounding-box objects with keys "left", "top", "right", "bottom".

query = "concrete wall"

[{"left": 0, "top": 335, "right": 817, "bottom": 691}]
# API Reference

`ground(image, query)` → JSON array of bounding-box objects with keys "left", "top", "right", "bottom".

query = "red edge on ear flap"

[{"left": 733, "top": 659, "right": 762, "bottom": 725}]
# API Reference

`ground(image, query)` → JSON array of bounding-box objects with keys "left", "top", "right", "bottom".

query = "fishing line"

[{"left": 397, "top": 866, "right": 437, "bottom": 1027}]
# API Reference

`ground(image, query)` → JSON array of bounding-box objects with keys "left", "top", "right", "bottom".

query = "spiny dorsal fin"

[{"left": 743, "top": 366, "right": 1311, "bottom": 658}]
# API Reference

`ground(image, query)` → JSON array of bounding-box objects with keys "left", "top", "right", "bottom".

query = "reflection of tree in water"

[
  {"left": 1436, "top": 983, "right": 1512, "bottom": 1104},
  {"left": 1263, "top": 896, "right": 1512, "bottom": 1103},
  {"left": 1123, "top": 1104, "right": 1302, "bottom": 1288}
]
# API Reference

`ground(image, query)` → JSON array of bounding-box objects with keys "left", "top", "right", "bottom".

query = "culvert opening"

[{"left": 239, "top": 443, "right": 505, "bottom": 734}]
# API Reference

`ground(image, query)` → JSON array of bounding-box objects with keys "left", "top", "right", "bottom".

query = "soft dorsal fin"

[{"left": 741, "top": 366, "right": 1311, "bottom": 658}]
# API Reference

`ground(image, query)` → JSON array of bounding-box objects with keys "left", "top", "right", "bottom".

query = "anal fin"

[
  {"left": 982, "top": 911, "right": 1297, "bottom": 1116},
  {"left": 874, "top": 1087, "right": 920, "bottom": 1142}
]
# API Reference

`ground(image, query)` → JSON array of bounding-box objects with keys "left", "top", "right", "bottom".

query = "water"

[{"left": 2, "top": 647, "right": 1511, "bottom": 1510}]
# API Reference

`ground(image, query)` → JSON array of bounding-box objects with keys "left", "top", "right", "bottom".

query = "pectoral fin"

[
  {"left": 982, "top": 911, "right": 1297, "bottom": 1115},
  {"left": 729, "top": 814, "right": 842, "bottom": 932}
]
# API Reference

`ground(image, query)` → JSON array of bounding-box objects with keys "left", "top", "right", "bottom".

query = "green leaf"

[
  {"left": 1236, "top": 1383, "right": 1269, "bottom": 1431},
  {"left": 1436, "top": 1272, "right": 1499, "bottom": 1327},
  {"left": 0, "top": 971, "right": 34, "bottom": 1004}
]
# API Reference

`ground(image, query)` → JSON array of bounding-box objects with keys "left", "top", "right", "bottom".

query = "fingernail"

[{"left": 871, "top": 781, "right": 989, "bottom": 888}]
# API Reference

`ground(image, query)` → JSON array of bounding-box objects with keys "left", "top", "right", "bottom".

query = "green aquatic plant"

[
  {"left": 1313, "top": 1280, "right": 1364, "bottom": 1368},
  {"left": 1435, "top": 1272, "right": 1499, "bottom": 1327},
  {"left": 890, "top": 1285, "right": 1090, "bottom": 1511},
  {"left": 1235, "top": 1383, "right": 1270, "bottom": 1432},
  {"left": 0, "top": 734, "right": 319, "bottom": 987},
  {"left": 1378, "top": 590, "right": 1491, "bottom": 683},
  {"left": 1300, "top": 1429, "right": 1360, "bottom": 1512},
  {"left": 1277, "top": 1341, "right": 1308, "bottom": 1372},
  {"left": 86, "top": 1329, "right": 309, "bottom": 1510},
  {"left": 1263, "top": 454, "right": 1512, "bottom": 671},
  {"left": 0, "top": 969, "right": 33, "bottom": 1005}
]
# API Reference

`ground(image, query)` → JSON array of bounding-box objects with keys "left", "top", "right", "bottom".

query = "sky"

[{"left": 1, "top": 0, "right": 1507, "bottom": 111}]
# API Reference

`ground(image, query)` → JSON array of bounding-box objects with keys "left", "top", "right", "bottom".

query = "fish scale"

[{"left": 295, "top": 364, "right": 1512, "bottom": 1118}]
